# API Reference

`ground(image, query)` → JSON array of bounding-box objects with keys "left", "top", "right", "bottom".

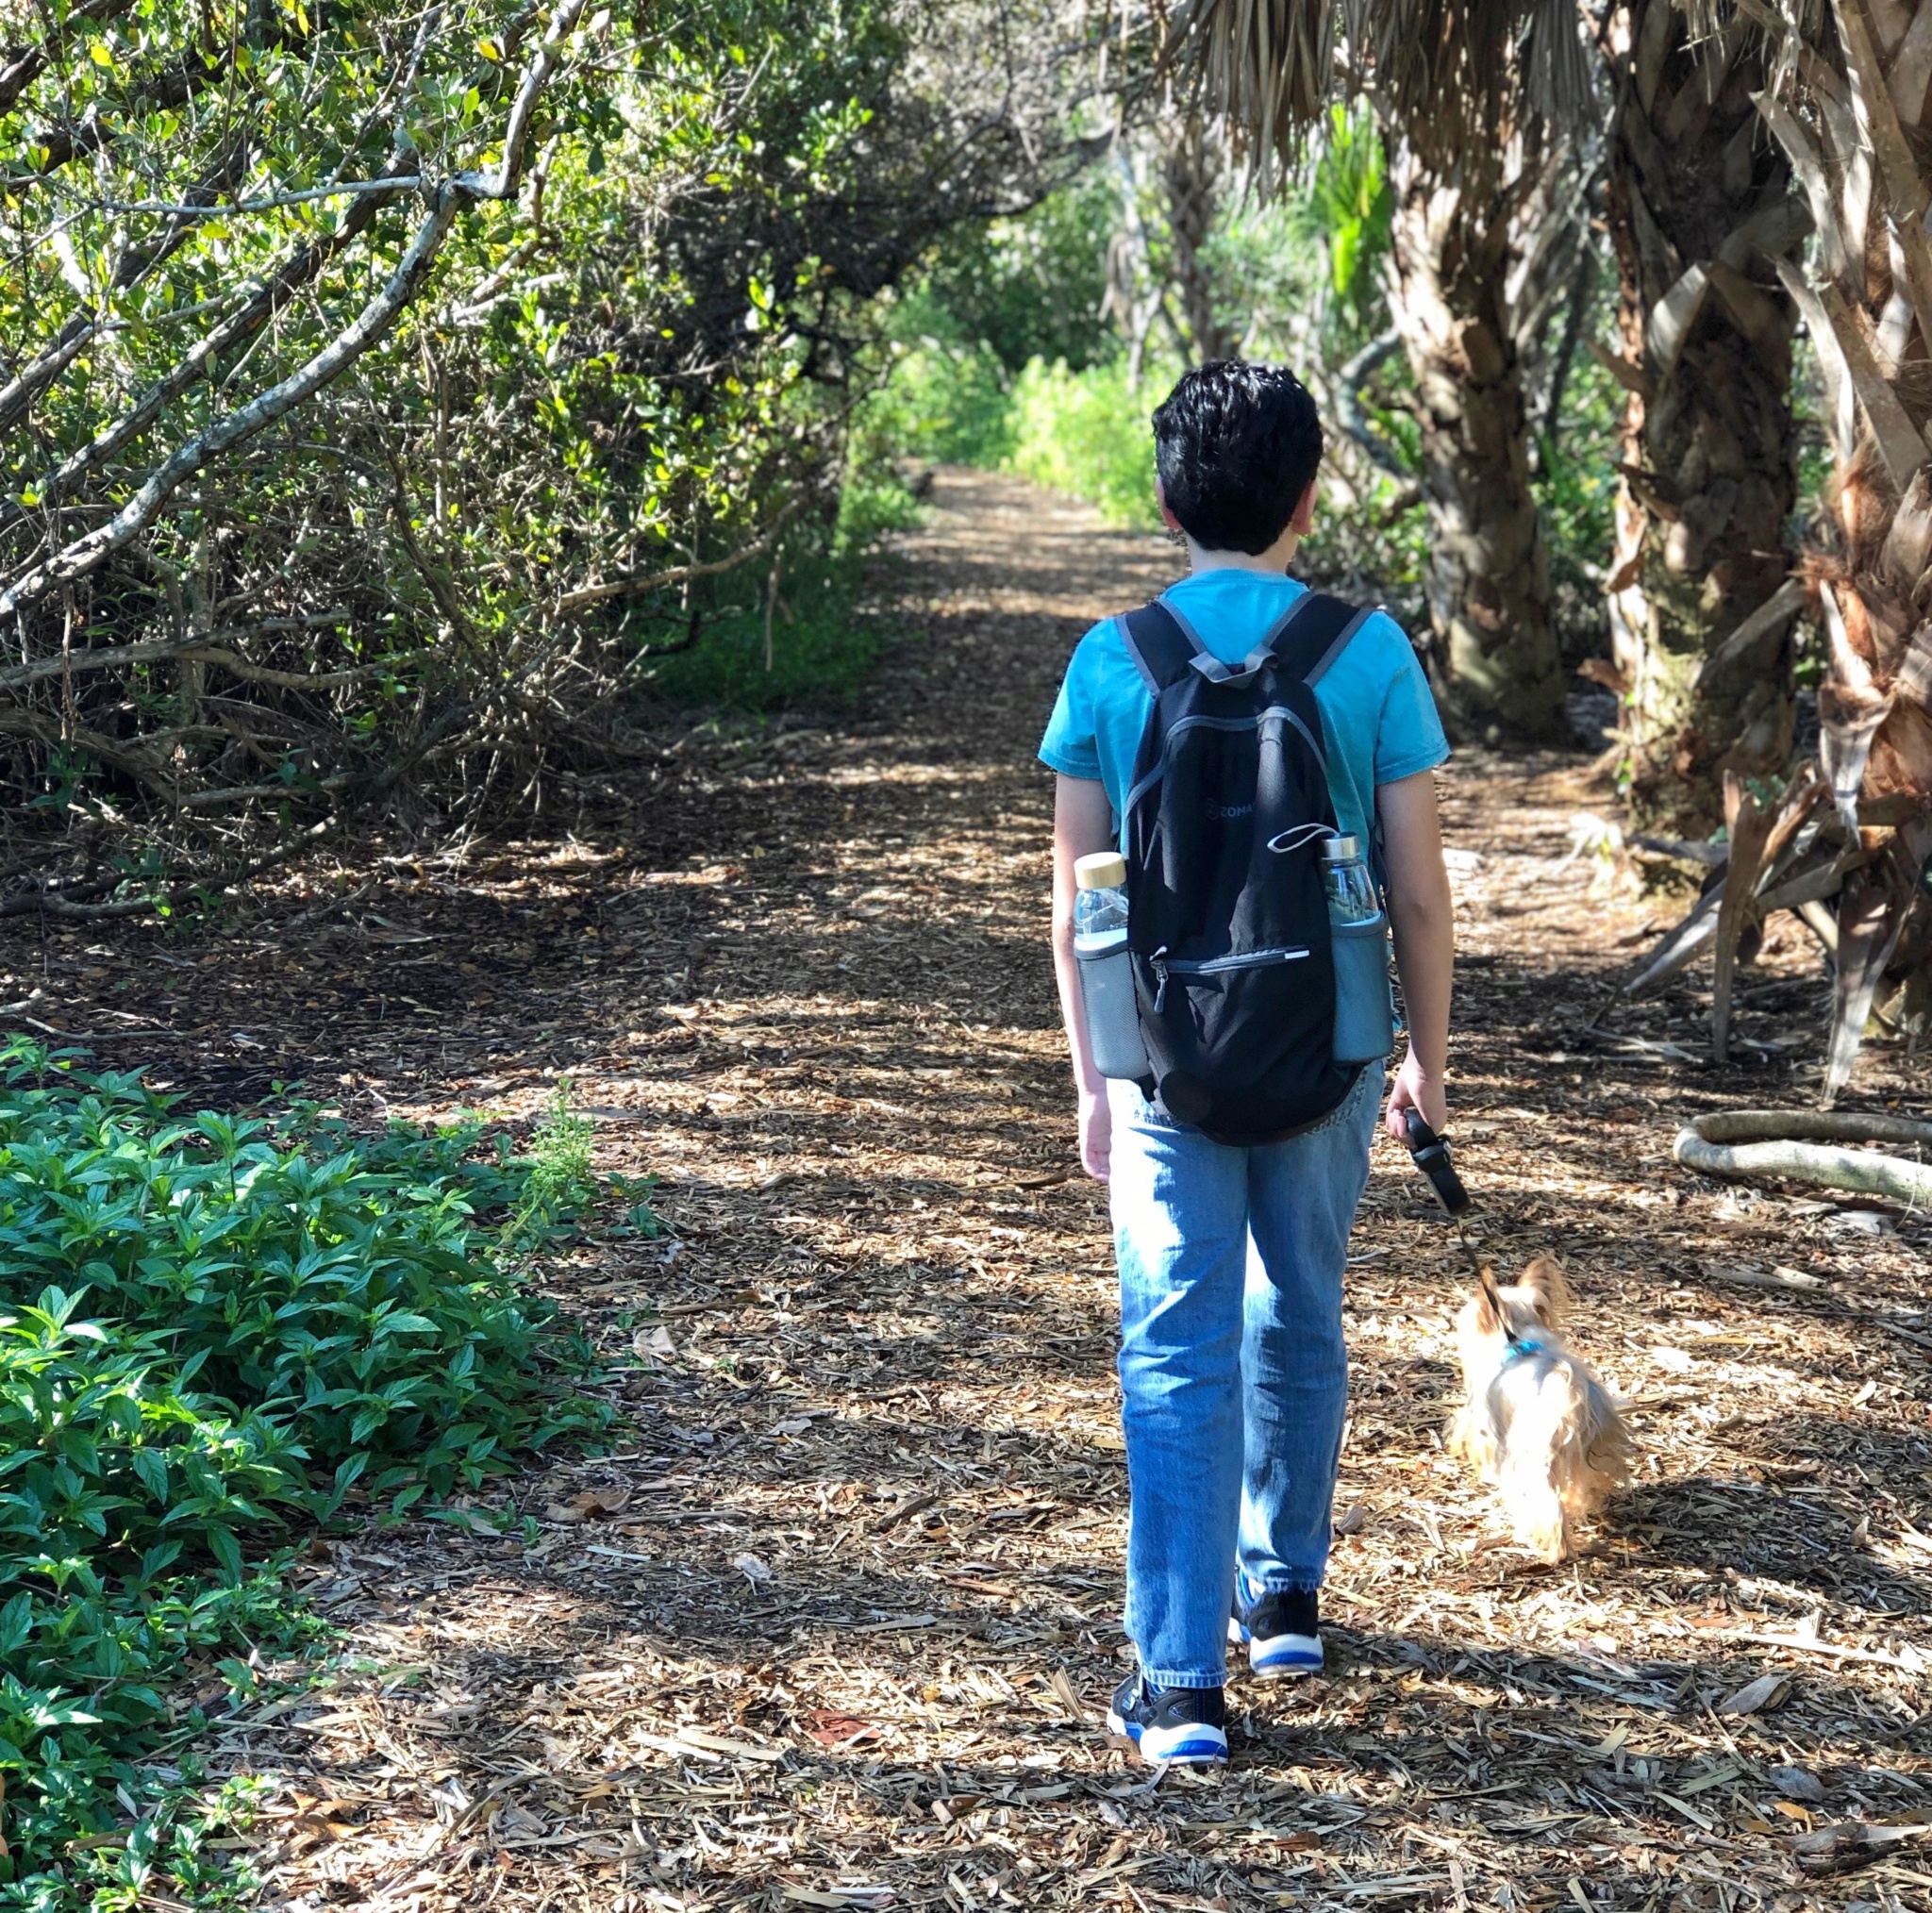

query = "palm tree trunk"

[
  {"left": 1603, "top": 0, "right": 1804, "bottom": 833},
  {"left": 1729, "top": 0, "right": 1932, "bottom": 1094},
  {"left": 1161, "top": 115, "right": 1239, "bottom": 361},
  {"left": 1382, "top": 135, "right": 1568, "bottom": 741}
]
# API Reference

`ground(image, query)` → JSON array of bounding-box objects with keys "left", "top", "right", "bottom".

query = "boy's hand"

[
  {"left": 1384, "top": 1048, "right": 1446, "bottom": 1143},
  {"left": 1078, "top": 1086, "right": 1112, "bottom": 1182}
]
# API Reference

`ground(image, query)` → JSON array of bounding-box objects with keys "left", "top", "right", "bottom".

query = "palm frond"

[
  {"left": 1162, "top": 0, "right": 1594, "bottom": 187},
  {"left": 1162, "top": 0, "right": 1338, "bottom": 182}
]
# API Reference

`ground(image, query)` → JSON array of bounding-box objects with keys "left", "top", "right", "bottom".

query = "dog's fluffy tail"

[{"left": 1573, "top": 1371, "right": 1636, "bottom": 1504}]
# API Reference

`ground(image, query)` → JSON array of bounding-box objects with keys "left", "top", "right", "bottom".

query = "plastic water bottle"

[
  {"left": 1073, "top": 851, "right": 1149, "bottom": 1080},
  {"left": 1322, "top": 834, "right": 1394, "bottom": 1063}
]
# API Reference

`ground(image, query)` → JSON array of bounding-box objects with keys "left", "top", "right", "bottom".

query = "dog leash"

[
  {"left": 1400, "top": 1108, "right": 1470, "bottom": 1218},
  {"left": 1402, "top": 1109, "right": 1541, "bottom": 1358}
]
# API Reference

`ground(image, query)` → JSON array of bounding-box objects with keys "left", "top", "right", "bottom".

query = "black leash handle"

[{"left": 1401, "top": 1107, "right": 1470, "bottom": 1217}]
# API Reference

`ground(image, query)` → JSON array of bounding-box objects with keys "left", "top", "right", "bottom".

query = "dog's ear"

[
  {"left": 1474, "top": 1265, "right": 1506, "bottom": 1334},
  {"left": 1519, "top": 1256, "right": 1571, "bottom": 1326}
]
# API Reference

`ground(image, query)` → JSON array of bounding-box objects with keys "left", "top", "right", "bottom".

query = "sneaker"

[
  {"left": 1227, "top": 1586, "right": 1323, "bottom": 1678},
  {"left": 1106, "top": 1673, "right": 1228, "bottom": 1764}
]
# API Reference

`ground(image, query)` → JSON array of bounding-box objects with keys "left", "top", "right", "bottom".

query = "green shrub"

[
  {"left": 0, "top": 1061, "right": 604, "bottom": 1514},
  {"left": 638, "top": 477, "right": 911, "bottom": 714},
  {"left": 0, "top": 1040, "right": 611, "bottom": 1898},
  {"left": 0, "top": 1289, "right": 316, "bottom": 1884},
  {"left": 509, "top": 1082, "right": 599, "bottom": 1247},
  {"left": 914, "top": 178, "right": 1118, "bottom": 375},
  {"left": 860, "top": 288, "right": 1018, "bottom": 468},
  {"left": 1007, "top": 357, "right": 1169, "bottom": 530}
]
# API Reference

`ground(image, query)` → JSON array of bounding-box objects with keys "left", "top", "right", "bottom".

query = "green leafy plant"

[
  {"left": 508, "top": 1080, "right": 598, "bottom": 1246},
  {"left": 1006, "top": 356, "right": 1170, "bottom": 530},
  {"left": 1286, "top": 106, "right": 1395, "bottom": 331},
  {"left": 0, "top": 1038, "right": 612, "bottom": 1900}
]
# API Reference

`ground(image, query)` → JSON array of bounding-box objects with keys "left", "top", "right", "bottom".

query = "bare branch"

[
  {"left": 456, "top": 0, "right": 589, "bottom": 201},
  {"left": 72, "top": 175, "right": 426, "bottom": 216},
  {"left": 0, "top": 610, "right": 353, "bottom": 691},
  {"left": 547, "top": 499, "right": 800, "bottom": 615}
]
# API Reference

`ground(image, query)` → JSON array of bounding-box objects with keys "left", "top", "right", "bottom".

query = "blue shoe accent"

[
  {"left": 1232, "top": 1587, "right": 1323, "bottom": 1679},
  {"left": 1107, "top": 1673, "right": 1228, "bottom": 1765}
]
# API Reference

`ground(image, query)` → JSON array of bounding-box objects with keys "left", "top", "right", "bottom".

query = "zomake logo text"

[{"left": 1207, "top": 801, "right": 1254, "bottom": 820}]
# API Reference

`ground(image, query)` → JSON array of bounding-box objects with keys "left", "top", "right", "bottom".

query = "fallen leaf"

[
  {"left": 731, "top": 1551, "right": 774, "bottom": 1586},
  {"left": 1717, "top": 1673, "right": 1790, "bottom": 1716},
  {"left": 1651, "top": 1346, "right": 1695, "bottom": 1373},
  {"left": 804, "top": 1709, "right": 876, "bottom": 1749},
  {"left": 1333, "top": 1503, "right": 1368, "bottom": 1538},
  {"left": 1772, "top": 1767, "right": 1827, "bottom": 1802},
  {"left": 633, "top": 1324, "right": 676, "bottom": 1358},
  {"left": 778, "top": 1888, "right": 894, "bottom": 1909},
  {"left": 566, "top": 1486, "right": 631, "bottom": 1519}
]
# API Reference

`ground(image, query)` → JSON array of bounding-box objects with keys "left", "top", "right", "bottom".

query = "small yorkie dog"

[{"left": 1447, "top": 1257, "right": 1635, "bottom": 1563}]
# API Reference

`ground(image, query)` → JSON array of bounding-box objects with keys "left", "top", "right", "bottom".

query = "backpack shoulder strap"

[
  {"left": 1263, "top": 591, "right": 1378, "bottom": 687},
  {"left": 1117, "top": 600, "right": 1197, "bottom": 693},
  {"left": 1122, "top": 591, "right": 1379, "bottom": 692}
]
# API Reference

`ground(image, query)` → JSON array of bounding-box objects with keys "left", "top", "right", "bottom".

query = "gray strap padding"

[
  {"left": 1303, "top": 606, "right": 1379, "bottom": 687},
  {"left": 1116, "top": 613, "right": 1163, "bottom": 695},
  {"left": 1182, "top": 592, "right": 1324, "bottom": 686}
]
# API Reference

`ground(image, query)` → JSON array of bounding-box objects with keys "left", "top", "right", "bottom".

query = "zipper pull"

[{"left": 1151, "top": 947, "right": 1169, "bottom": 1015}]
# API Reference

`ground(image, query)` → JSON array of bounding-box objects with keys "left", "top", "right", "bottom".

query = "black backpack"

[{"left": 1118, "top": 590, "right": 1376, "bottom": 1145}]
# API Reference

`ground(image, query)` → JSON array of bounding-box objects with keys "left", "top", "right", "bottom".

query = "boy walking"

[{"left": 1041, "top": 361, "right": 1455, "bottom": 1764}]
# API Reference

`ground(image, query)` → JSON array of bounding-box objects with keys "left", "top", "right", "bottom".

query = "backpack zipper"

[{"left": 1151, "top": 943, "right": 1309, "bottom": 1011}]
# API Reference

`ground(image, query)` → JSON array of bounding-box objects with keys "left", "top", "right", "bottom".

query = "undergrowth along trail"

[{"left": 4, "top": 469, "right": 1930, "bottom": 1911}]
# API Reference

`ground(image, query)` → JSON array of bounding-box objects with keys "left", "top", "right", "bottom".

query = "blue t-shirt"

[{"left": 1038, "top": 569, "right": 1448, "bottom": 848}]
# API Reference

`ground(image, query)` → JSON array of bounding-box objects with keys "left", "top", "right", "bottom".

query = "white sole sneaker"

[
  {"left": 1106, "top": 1705, "right": 1229, "bottom": 1764},
  {"left": 1108, "top": 1675, "right": 1229, "bottom": 1764},
  {"left": 1227, "top": 1611, "right": 1324, "bottom": 1678}
]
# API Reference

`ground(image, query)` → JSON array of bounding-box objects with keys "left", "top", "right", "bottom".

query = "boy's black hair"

[{"left": 1152, "top": 360, "right": 1324, "bottom": 555}]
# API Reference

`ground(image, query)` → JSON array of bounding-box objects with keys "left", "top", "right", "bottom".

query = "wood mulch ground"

[{"left": 8, "top": 468, "right": 1932, "bottom": 1913}]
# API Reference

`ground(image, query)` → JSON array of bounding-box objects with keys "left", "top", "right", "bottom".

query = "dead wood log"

[{"left": 1674, "top": 1109, "right": 1932, "bottom": 1204}]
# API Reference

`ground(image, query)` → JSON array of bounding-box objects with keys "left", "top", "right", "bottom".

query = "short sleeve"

[
  {"left": 1369, "top": 614, "right": 1450, "bottom": 787},
  {"left": 1038, "top": 624, "right": 1108, "bottom": 781}
]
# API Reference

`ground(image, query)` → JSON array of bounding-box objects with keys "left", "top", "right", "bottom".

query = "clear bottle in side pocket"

[
  {"left": 1073, "top": 851, "right": 1149, "bottom": 1080},
  {"left": 1322, "top": 834, "right": 1394, "bottom": 1064}
]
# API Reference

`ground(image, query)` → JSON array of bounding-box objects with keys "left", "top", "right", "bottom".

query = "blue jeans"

[{"left": 1107, "top": 1063, "right": 1382, "bottom": 1688}]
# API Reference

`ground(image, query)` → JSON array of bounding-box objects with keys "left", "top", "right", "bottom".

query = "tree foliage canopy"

[{"left": 0, "top": 0, "right": 1093, "bottom": 908}]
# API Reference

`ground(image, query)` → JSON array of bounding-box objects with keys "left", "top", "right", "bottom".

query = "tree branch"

[
  {"left": 0, "top": 0, "right": 588, "bottom": 620},
  {"left": 0, "top": 161, "right": 414, "bottom": 536},
  {"left": 1333, "top": 328, "right": 1411, "bottom": 480},
  {"left": 548, "top": 499, "right": 799, "bottom": 616},
  {"left": 0, "top": 0, "right": 138, "bottom": 117},
  {"left": 0, "top": 609, "right": 350, "bottom": 691}
]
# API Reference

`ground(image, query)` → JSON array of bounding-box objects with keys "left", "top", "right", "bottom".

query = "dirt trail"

[{"left": 11, "top": 469, "right": 1932, "bottom": 1911}]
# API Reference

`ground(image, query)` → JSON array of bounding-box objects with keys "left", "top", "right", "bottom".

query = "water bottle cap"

[
  {"left": 1074, "top": 851, "right": 1128, "bottom": 890},
  {"left": 1321, "top": 834, "right": 1362, "bottom": 862}
]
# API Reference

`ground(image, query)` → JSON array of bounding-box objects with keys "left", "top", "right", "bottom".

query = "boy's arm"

[
  {"left": 1051, "top": 774, "right": 1118, "bottom": 1180},
  {"left": 1377, "top": 767, "right": 1454, "bottom": 1141}
]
